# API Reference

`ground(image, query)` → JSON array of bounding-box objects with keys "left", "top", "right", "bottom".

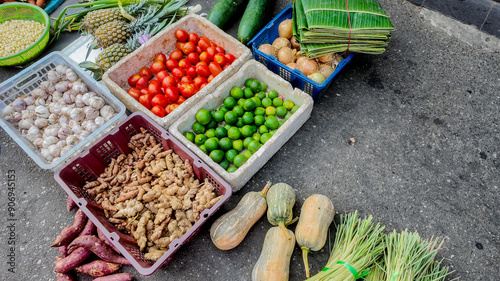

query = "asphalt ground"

[{"left": 0, "top": 0, "right": 499, "bottom": 280}]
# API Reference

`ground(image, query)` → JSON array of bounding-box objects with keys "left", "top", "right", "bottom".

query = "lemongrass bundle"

[{"left": 306, "top": 211, "right": 385, "bottom": 281}]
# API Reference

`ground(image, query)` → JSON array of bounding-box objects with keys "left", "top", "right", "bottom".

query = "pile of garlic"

[{"left": 1, "top": 63, "right": 117, "bottom": 163}]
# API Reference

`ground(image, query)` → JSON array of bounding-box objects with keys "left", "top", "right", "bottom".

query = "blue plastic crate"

[{"left": 248, "top": 5, "right": 355, "bottom": 101}]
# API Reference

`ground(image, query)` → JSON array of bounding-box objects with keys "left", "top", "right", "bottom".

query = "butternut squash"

[
  {"left": 210, "top": 182, "right": 271, "bottom": 250},
  {"left": 266, "top": 182, "right": 296, "bottom": 239},
  {"left": 251, "top": 226, "right": 295, "bottom": 281},
  {"left": 295, "top": 194, "right": 335, "bottom": 278}
]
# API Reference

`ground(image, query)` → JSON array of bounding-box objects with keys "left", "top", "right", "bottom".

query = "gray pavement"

[{"left": 1, "top": 0, "right": 499, "bottom": 280}]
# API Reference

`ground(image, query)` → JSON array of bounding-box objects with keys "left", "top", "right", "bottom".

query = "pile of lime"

[{"left": 183, "top": 78, "right": 300, "bottom": 173}]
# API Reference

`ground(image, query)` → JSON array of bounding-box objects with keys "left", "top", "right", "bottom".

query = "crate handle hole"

[
  {"left": 78, "top": 202, "right": 83, "bottom": 206},
  {"left": 174, "top": 243, "right": 179, "bottom": 247},
  {"left": 203, "top": 213, "right": 208, "bottom": 218},
  {"left": 198, "top": 160, "right": 202, "bottom": 163},
  {"left": 110, "top": 237, "right": 114, "bottom": 241}
]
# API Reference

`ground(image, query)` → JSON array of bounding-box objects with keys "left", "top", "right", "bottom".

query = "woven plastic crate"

[
  {"left": 169, "top": 60, "right": 313, "bottom": 192},
  {"left": 54, "top": 112, "right": 232, "bottom": 276},
  {"left": 103, "top": 14, "right": 252, "bottom": 128},
  {"left": 248, "top": 5, "right": 355, "bottom": 102},
  {"left": 0, "top": 51, "right": 126, "bottom": 170}
]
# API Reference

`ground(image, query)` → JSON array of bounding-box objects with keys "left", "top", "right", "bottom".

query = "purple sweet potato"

[
  {"left": 52, "top": 209, "right": 87, "bottom": 247},
  {"left": 66, "top": 196, "right": 77, "bottom": 212},
  {"left": 67, "top": 220, "right": 97, "bottom": 255},
  {"left": 54, "top": 247, "right": 92, "bottom": 273},
  {"left": 68, "top": 235, "right": 131, "bottom": 265},
  {"left": 59, "top": 245, "right": 68, "bottom": 257},
  {"left": 56, "top": 272, "right": 76, "bottom": 281},
  {"left": 93, "top": 273, "right": 134, "bottom": 281},
  {"left": 75, "top": 260, "right": 121, "bottom": 277},
  {"left": 97, "top": 228, "right": 121, "bottom": 254}
]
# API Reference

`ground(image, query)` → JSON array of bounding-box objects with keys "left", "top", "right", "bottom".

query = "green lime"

[
  {"left": 213, "top": 110, "right": 225, "bottom": 123},
  {"left": 269, "top": 129, "right": 278, "bottom": 136},
  {"left": 276, "top": 106, "right": 288, "bottom": 118},
  {"left": 227, "top": 127, "right": 241, "bottom": 140},
  {"left": 235, "top": 118, "right": 244, "bottom": 128},
  {"left": 254, "top": 115, "right": 265, "bottom": 126},
  {"left": 232, "top": 139, "right": 243, "bottom": 151},
  {"left": 268, "top": 90, "right": 278, "bottom": 99},
  {"left": 219, "top": 137, "right": 233, "bottom": 151},
  {"left": 251, "top": 96, "right": 261, "bottom": 107},
  {"left": 237, "top": 98, "right": 246, "bottom": 107},
  {"left": 278, "top": 120, "right": 285, "bottom": 127},
  {"left": 233, "top": 105, "right": 244, "bottom": 117},
  {"left": 254, "top": 107, "right": 265, "bottom": 116},
  {"left": 184, "top": 132, "right": 195, "bottom": 142},
  {"left": 219, "top": 159, "right": 230, "bottom": 170},
  {"left": 272, "top": 97, "right": 283, "bottom": 107},
  {"left": 195, "top": 134, "right": 207, "bottom": 146},
  {"left": 192, "top": 122, "right": 206, "bottom": 134},
  {"left": 243, "top": 87, "right": 254, "bottom": 98},
  {"left": 219, "top": 105, "right": 229, "bottom": 114},
  {"left": 243, "top": 99, "right": 256, "bottom": 111},
  {"left": 253, "top": 132, "right": 261, "bottom": 142},
  {"left": 243, "top": 137, "right": 253, "bottom": 148},
  {"left": 210, "top": 109, "right": 217, "bottom": 117},
  {"left": 260, "top": 133, "right": 272, "bottom": 144},
  {"left": 241, "top": 125, "right": 254, "bottom": 137},
  {"left": 195, "top": 109, "right": 211, "bottom": 125},
  {"left": 243, "top": 150, "right": 253, "bottom": 159},
  {"left": 206, "top": 119, "right": 217, "bottom": 129},
  {"left": 261, "top": 97, "right": 272, "bottom": 108},
  {"left": 199, "top": 144, "right": 207, "bottom": 154},
  {"left": 248, "top": 140, "right": 261, "bottom": 153},
  {"left": 204, "top": 138, "right": 219, "bottom": 152},
  {"left": 233, "top": 154, "right": 247, "bottom": 168},
  {"left": 215, "top": 127, "right": 227, "bottom": 138},
  {"left": 256, "top": 91, "right": 266, "bottom": 100},
  {"left": 227, "top": 166, "right": 238, "bottom": 173},
  {"left": 284, "top": 113, "right": 293, "bottom": 121},
  {"left": 265, "top": 106, "right": 276, "bottom": 116},
  {"left": 245, "top": 78, "right": 255, "bottom": 88},
  {"left": 260, "top": 82, "right": 268, "bottom": 92},
  {"left": 224, "top": 111, "right": 238, "bottom": 124},
  {"left": 210, "top": 149, "right": 224, "bottom": 163},
  {"left": 230, "top": 87, "right": 244, "bottom": 99},
  {"left": 205, "top": 128, "right": 215, "bottom": 138},
  {"left": 224, "top": 124, "right": 232, "bottom": 130},
  {"left": 283, "top": 100, "right": 294, "bottom": 110},
  {"left": 225, "top": 149, "right": 238, "bottom": 163},
  {"left": 265, "top": 116, "right": 279, "bottom": 130},
  {"left": 242, "top": 112, "right": 254, "bottom": 125},
  {"left": 258, "top": 125, "right": 269, "bottom": 134},
  {"left": 291, "top": 105, "right": 300, "bottom": 114},
  {"left": 224, "top": 96, "right": 236, "bottom": 109},
  {"left": 249, "top": 80, "right": 261, "bottom": 93}
]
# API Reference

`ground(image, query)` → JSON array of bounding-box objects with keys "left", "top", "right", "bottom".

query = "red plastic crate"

[{"left": 54, "top": 112, "right": 232, "bottom": 276}]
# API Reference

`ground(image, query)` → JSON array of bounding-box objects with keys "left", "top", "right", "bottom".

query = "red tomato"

[
  {"left": 215, "top": 46, "right": 225, "bottom": 54},
  {"left": 186, "top": 66, "right": 197, "bottom": 78},
  {"left": 139, "top": 67, "right": 153, "bottom": 80},
  {"left": 166, "top": 59, "right": 178, "bottom": 72},
  {"left": 166, "top": 103, "right": 179, "bottom": 114},
  {"left": 127, "top": 87, "right": 141, "bottom": 100},
  {"left": 162, "top": 76, "right": 177, "bottom": 88},
  {"left": 207, "top": 75, "right": 214, "bottom": 83},
  {"left": 224, "top": 53, "right": 236, "bottom": 64},
  {"left": 209, "top": 61, "right": 222, "bottom": 76},
  {"left": 151, "top": 105, "right": 166, "bottom": 117},
  {"left": 181, "top": 41, "right": 196, "bottom": 55},
  {"left": 176, "top": 41, "right": 185, "bottom": 51},
  {"left": 164, "top": 86, "right": 179, "bottom": 102},
  {"left": 193, "top": 76, "right": 207, "bottom": 86},
  {"left": 188, "top": 33, "right": 199, "bottom": 44},
  {"left": 156, "top": 70, "right": 169, "bottom": 84},
  {"left": 175, "top": 29, "right": 188, "bottom": 42},
  {"left": 178, "top": 58, "right": 192, "bottom": 69},
  {"left": 180, "top": 76, "right": 193, "bottom": 83},
  {"left": 199, "top": 82, "right": 208, "bottom": 89},
  {"left": 195, "top": 46, "right": 203, "bottom": 54},
  {"left": 171, "top": 67, "right": 185, "bottom": 78},
  {"left": 139, "top": 94, "right": 152, "bottom": 109},
  {"left": 187, "top": 52, "right": 199, "bottom": 64},
  {"left": 223, "top": 63, "right": 231, "bottom": 70},
  {"left": 150, "top": 61, "right": 166, "bottom": 74},
  {"left": 169, "top": 49, "right": 183, "bottom": 61},
  {"left": 179, "top": 83, "right": 198, "bottom": 98},
  {"left": 198, "top": 38, "right": 210, "bottom": 51},
  {"left": 206, "top": 47, "right": 217, "bottom": 60},
  {"left": 136, "top": 75, "right": 149, "bottom": 90},
  {"left": 151, "top": 94, "right": 168, "bottom": 107},
  {"left": 210, "top": 41, "right": 217, "bottom": 47},
  {"left": 199, "top": 51, "right": 211, "bottom": 63},
  {"left": 128, "top": 73, "right": 141, "bottom": 87},
  {"left": 154, "top": 53, "right": 167, "bottom": 64},
  {"left": 214, "top": 53, "right": 226, "bottom": 65},
  {"left": 176, "top": 95, "right": 186, "bottom": 104},
  {"left": 195, "top": 62, "right": 210, "bottom": 77},
  {"left": 140, "top": 88, "right": 149, "bottom": 96},
  {"left": 148, "top": 80, "right": 161, "bottom": 96}
]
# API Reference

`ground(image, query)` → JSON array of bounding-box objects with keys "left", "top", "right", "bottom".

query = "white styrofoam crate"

[
  {"left": 169, "top": 60, "right": 314, "bottom": 191},
  {"left": 102, "top": 14, "right": 252, "bottom": 128}
]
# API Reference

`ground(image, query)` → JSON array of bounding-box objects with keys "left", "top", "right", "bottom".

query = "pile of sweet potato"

[{"left": 51, "top": 197, "right": 134, "bottom": 281}]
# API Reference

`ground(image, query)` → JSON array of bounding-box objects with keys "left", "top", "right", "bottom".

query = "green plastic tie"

[
  {"left": 336, "top": 261, "right": 371, "bottom": 279},
  {"left": 391, "top": 271, "right": 400, "bottom": 281}
]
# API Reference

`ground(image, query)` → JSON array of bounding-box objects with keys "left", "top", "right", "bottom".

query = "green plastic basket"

[{"left": 0, "top": 3, "right": 50, "bottom": 66}]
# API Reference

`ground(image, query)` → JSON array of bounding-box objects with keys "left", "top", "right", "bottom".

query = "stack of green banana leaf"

[{"left": 293, "top": 0, "right": 394, "bottom": 57}]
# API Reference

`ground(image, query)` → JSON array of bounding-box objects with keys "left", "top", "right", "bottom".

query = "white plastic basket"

[
  {"left": 102, "top": 14, "right": 252, "bottom": 128},
  {"left": 0, "top": 51, "right": 126, "bottom": 170},
  {"left": 169, "top": 60, "right": 314, "bottom": 191}
]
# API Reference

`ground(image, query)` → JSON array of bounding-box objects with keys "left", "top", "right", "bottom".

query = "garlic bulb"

[
  {"left": 44, "top": 124, "right": 61, "bottom": 137},
  {"left": 94, "top": 116, "right": 105, "bottom": 127},
  {"left": 62, "top": 91, "right": 76, "bottom": 104},
  {"left": 66, "top": 69, "right": 78, "bottom": 82},
  {"left": 12, "top": 98, "right": 26, "bottom": 112},
  {"left": 5, "top": 112, "right": 21, "bottom": 123},
  {"left": 82, "top": 92, "right": 96, "bottom": 106},
  {"left": 100, "top": 105, "right": 115, "bottom": 119},
  {"left": 66, "top": 135, "right": 81, "bottom": 146},
  {"left": 18, "top": 118, "right": 34, "bottom": 129},
  {"left": 58, "top": 115, "right": 69, "bottom": 127},
  {"left": 2, "top": 105, "right": 15, "bottom": 116},
  {"left": 55, "top": 64, "right": 69, "bottom": 75},
  {"left": 57, "top": 127, "right": 71, "bottom": 140},
  {"left": 60, "top": 105, "right": 74, "bottom": 116},
  {"left": 21, "top": 110, "right": 35, "bottom": 119},
  {"left": 33, "top": 137, "right": 44, "bottom": 147},
  {"left": 68, "top": 119, "right": 79, "bottom": 128},
  {"left": 39, "top": 81, "right": 55, "bottom": 93},
  {"left": 35, "top": 105, "right": 50, "bottom": 119},
  {"left": 60, "top": 145, "right": 74, "bottom": 156},
  {"left": 69, "top": 108, "right": 85, "bottom": 121},
  {"left": 84, "top": 106, "right": 99, "bottom": 119},
  {"left": 56, "top": 139, "right": 67, "bottom": 148},
  {"left": 55, "top": 81, "right": 71, "bottom": 93},
  {"left": 80, "top": 130, "right": 91, "bottom": 139},
  {"left": 72, "top": 80, "right": 88, "bottom": 93},
  {"left": 42, "top": 136, "right": 59, "bottom": 148},
  {"left": 49, "top": 103, "right": 63, "bottom": 115},
  {"left": 47, "top": 113, "right": 58, "bottom": 124},
  {"left": 52, "top": 91, "right": 63, "bottom": 103},
  {"left": 26, "top": 126, "right": 40, "bottom": 141},
  {"left": 48, "top": 144, "right": 62, "bottom": 158},
  {"left": 89, "top": 97, "right": 105, "bottom": 110},
  {"left": 75, "top": 95, "right": 86, "bottom": 108},
  {"left": 24, "top": 96, "right": 35, "bottom": 106},
  {"left": 34, "top": 98, "right": 46, "bottom": 106},
  {"left": 34, "top": 118, "right": 49, "bottom": 128},
  {"left": 31, "top": 88, "right": 47, "bottom": 99},
  {"left": 26, "top": 105, "right": 36, "bottom": 112},
  {"left": 71, "top": 124, "right": 83, "bottom": 135},
  {"left": 82, "top": 120, "right": 96, "bottom": 132},
  {"left": 47, "top": 70, "right": 61, "bottom": 83},
  {"left": 41, "top": 148, "right": 54, "bottom": 162}
]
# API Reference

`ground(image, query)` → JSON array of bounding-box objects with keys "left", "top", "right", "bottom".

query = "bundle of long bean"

[
  {"left": 306, "top": 211, "right": 385, "bottom": 281},
  {"left": 293, "top": 0, "right": 394, "bottom": 57}
]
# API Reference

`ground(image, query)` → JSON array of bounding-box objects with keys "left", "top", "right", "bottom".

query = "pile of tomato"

[{"left": 127, "top": 29, "right": 237, "bottom": 117}]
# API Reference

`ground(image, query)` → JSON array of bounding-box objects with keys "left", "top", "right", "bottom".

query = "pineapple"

[
  {"left": 94, "top": 20, "right": 131, "bottom": 48},
  {"left": 82, "top": 8, "right": 123, "bottom": 35},
  {"left": 96, "top": 43, "right": 132, "bottom": 71}
]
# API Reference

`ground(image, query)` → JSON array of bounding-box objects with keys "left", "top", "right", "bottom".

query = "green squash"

[{"left": 266, "top": 182, "right": 295, "bottom": 239}]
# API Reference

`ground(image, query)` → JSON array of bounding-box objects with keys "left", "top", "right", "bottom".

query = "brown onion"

[
  {"left": 286, "top": 63, "right": 297, "bottom": 70},
  {"left": 272, "top": 37, "right": 291, "bottom": 51},
  {"left": 278, "top": 47, "right": 295, "bottom": 65},
  {"left": 297, "top": 58, "right": 318, "bottom": 76},
  {"left": 258, "top": 44, "right": 275, "bottom": 57},
  {"left": 318, "top": 53, "right": 333, "bottom": 64},
  {"left": 290, "top": 37, "right": 300, "bottom": 50},
  {"left": 319, "top": 64, "right": 335, "bottom": 78},
  {"left": 278, "top": 19, "right": 293, "bottom": 39},
  {"left": 307, "top": 72, "right": 326, "bottom": 84},
  {"left": 295, "top": 55, "right": 308, "bottom": 66}
]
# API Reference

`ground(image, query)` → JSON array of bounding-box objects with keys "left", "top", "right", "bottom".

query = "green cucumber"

[
  {"left": 207, "top": 0, "right": 248, "bottom": 29},
  {"left": 238, "top": 0, "right": 270, "bottom": 44}
]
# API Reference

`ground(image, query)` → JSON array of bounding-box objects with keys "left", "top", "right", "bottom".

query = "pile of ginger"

[{"left": 82, "top": 127, "right": 223, "bottom": 261}]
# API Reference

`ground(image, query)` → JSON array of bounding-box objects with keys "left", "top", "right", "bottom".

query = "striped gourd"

[{"left": 266, "top": 183, "right": 295, "bottom": 239}]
